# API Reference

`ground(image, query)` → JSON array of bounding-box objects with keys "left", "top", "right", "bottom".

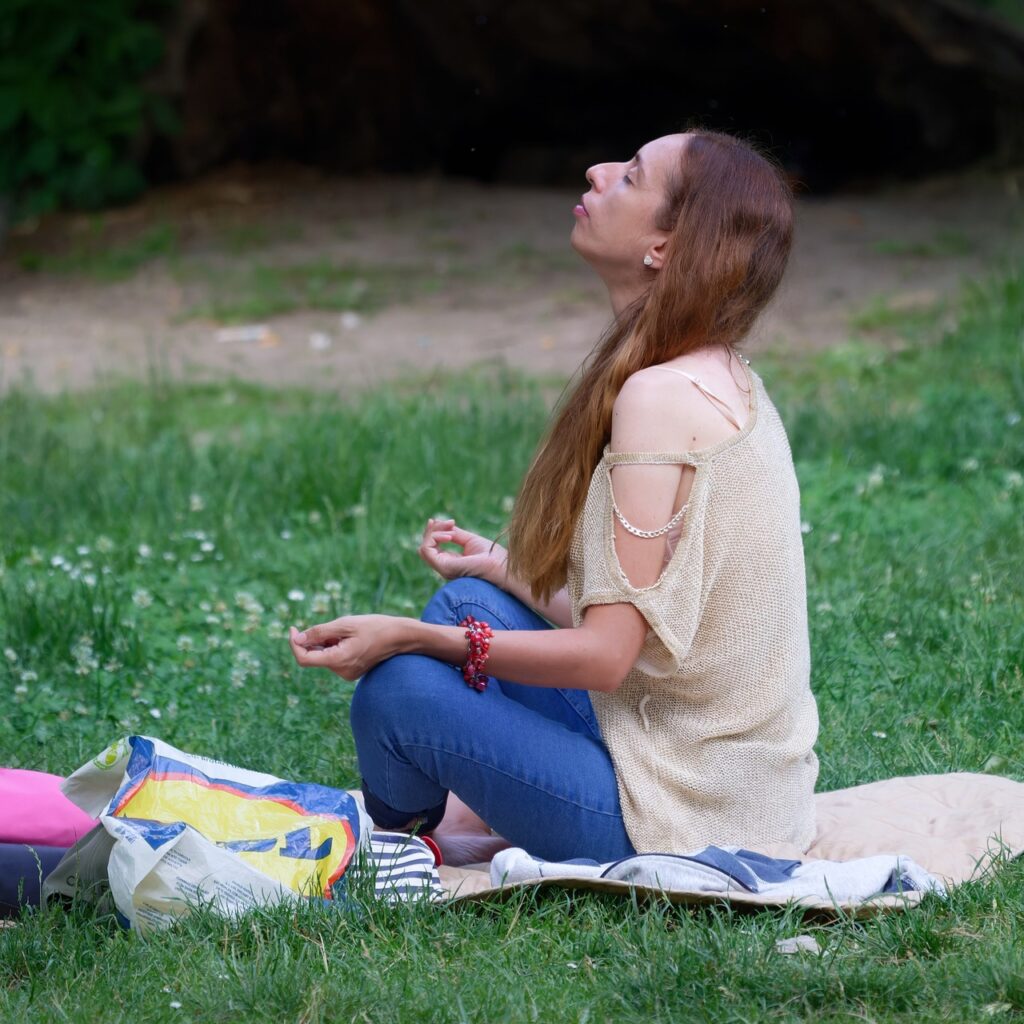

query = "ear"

[{"left": 645, "top": 231, "right": 671, "bottom": 271}]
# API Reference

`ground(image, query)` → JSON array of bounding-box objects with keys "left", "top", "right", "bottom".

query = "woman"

[{"left": 290, "top": 129, "right": 819, "bottom": 865}]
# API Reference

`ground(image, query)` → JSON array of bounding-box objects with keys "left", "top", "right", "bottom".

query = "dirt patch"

[{"left": 1, "top": 163, "right": 1022, "bottom": 395}]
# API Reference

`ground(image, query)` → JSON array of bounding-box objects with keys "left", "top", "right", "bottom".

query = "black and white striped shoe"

[{"left": 349, "top": 831, "right": 444, "bottom": 903}]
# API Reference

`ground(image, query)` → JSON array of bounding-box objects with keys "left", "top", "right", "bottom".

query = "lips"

[{"left": 573, "top": 194, "right": 589, "bottom": 218}]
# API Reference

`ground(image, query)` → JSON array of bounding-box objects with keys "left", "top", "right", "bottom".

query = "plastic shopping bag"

[{"left": 45, "top": 736, "right": 370, "bottom": 932}]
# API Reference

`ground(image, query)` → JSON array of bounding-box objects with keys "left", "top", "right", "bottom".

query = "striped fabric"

[{"left": 349, "top": 832, "right": 444, "bottom": 903}]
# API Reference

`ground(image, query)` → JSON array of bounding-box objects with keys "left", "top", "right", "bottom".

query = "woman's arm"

[{"left": 289, "top": 600, "right": 648, "bottom": 693}]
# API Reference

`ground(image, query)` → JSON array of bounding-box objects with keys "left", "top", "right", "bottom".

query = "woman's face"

[{"left": 571, "top": 133, "right": 688, "bottom": 277}]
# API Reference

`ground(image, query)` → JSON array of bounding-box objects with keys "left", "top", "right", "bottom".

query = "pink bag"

[{"left": 0, "top": 768, "right": 98, "bottom": 846}]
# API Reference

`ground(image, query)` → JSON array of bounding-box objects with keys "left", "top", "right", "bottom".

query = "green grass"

[
  {"left": 17, "top": 222, "right": 180, "bottom": 281},
  {"left": 182, "top": 258, "right": 428, "bottom": 322},
  {"left": 872, "top": 230, "right": 974, "bottom": 260},
  {"left": 1, "top": 265, "right": 1023, "bottom": 1021}
]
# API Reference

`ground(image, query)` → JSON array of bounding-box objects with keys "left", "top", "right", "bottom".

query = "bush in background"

[{"left": 0, "top": 0, "right": 176, "bottom": 232}]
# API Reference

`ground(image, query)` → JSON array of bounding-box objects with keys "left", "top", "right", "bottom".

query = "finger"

[
  {"left": 294, "top": 621, "right": 344, "bottom": 647},
  {"left": 290, "top": 629, "right": 339, "bottom": 667}
]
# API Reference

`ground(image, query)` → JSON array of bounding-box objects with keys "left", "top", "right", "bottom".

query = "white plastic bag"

[{"left": 46, "top": 736, "right": 371, "bottom": 932}]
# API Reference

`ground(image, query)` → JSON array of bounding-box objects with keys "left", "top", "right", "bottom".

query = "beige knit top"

[{"left": 566, "top": 365, "right": 820, "bottom": 856}]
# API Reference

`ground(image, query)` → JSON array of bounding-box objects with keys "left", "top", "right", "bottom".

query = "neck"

[{"left": 607, "top": 277, "right": 648, "bottom": 318}]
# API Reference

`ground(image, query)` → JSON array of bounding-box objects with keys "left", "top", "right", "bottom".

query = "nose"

[{"left": 585, "top": 162, "right": 610, "bottom": 191}]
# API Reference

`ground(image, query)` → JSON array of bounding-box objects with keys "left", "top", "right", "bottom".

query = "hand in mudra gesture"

[
  {"left": 418, "top": 517, "right": 507, "bottom": 585},
  {"left": 289, "top": 616, "right": 401, "bottom": 681}
]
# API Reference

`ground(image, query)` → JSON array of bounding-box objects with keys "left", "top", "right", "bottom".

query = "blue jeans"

[{"left": 350, "top": 578, "right": 636, "bottom": 863}]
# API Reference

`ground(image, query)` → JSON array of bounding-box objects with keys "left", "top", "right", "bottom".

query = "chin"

[{"left": 569, "top": 227, "right": 593, "bottom": 264}]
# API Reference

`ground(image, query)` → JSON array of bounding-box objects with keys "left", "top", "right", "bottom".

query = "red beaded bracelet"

[{"left": 457, "top": 614, "right": 493, "bottom": 692}]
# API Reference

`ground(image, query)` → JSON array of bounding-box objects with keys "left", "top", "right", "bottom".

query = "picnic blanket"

[{"left": 434, "top": 773, "right": 1024, "bottom": 919}]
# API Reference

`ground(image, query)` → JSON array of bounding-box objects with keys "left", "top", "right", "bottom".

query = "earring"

[{"left": 643, "top": 254, "right": 654, "bottom": 267}]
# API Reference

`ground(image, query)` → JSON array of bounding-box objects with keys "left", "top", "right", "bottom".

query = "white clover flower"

[
  {"left": 311, "top": 592, "right": 331, "bottom": 615},
  {"left": 828, "top": 532, "right": 842, "bottom": 545},
  {"left": 961, "top": 457, "right": 979, "bottom": 473},
  {"left": 234, "top": 591, "right": 264, "bottom": 615},
  {"left": 26, "top": 547, "right": 44, "bottom": 566},
  {"left": 871, "top": 730, "right": 887, "bottom": 739},
  {"left": 71, "top": 636, "right": 99, "bottom": 676},
  {"left": 287, "top": 589, "right": 306, "bottom": 602},
  {"left": 866, "top": 465, "right": 885, "bottom": 490},
  {"left": 20, "top": 670, "right": 37, "bottom": 683},
  {"left": 4, "top": 647, "right": 18, "bottom": 663},
  {"left": 50, "top": 555, "right": 66, "bottom": 568},
  {"left": 176, "top": 636, "right": 194, "bottom": 652},
  {"left": 190, "top": 553, "right": 204, "bottom": 563},
  {"left": 308, "top": 510, "right": 322, "bottom": 525},
  {"left": 200, "top": 540, "right": 215, "bottom": 553},
  {"left": 1005, "top": 470, "right": 1022, "bottom": 490},
  {"left": 132, "top": 588, "right": 154, "bottom": 609},
  {"left": 1007, "top": 411, "right": 1021, "bottom": 426},
  {"left": 83, "top": 573, "right": 97, "bottom": 588},
  {"left": 501, "top": 495, "right": 516, "bottom": 514},
  {"left": 882, "top": 631, "right": 898, "bottom": 647},
  {"left": 286, "top": 694, "right": 300, "bottom": 709},
  {"left": 103, "top": 659, "right": 121, "bottom": 672},
  {"left": 149, "top": 707, "right": 162, "bottom": 719},
  {"left": 14, "top": 684, "right": 28, "bottom": 696},
  {"left": 324, "top": 580, "right": 343, "bottom": 597},
  {"left": 230, "top": 649, "right": 261, "bottom": 689},
  {"left": 76, "top": 545, "right": 91, "bottom": 556},
  {"left": 348, "top": 504, "right": 367, "bottom": 518},
  {"left": 816, "top": 601, "right": 834, "bottom": 613},
  {"left": 800, "top": 521, "right": 813, "bottom": 534},
  {"left": 96, "top": 536, "right": 115, "bottom": 553},
  {"left": 189, "top": 493, "right": 205, "bottom": 512},
  {"left": 162, "top": 551, "right": 176, "bottom": 562},
  {"left": 137, "top": 544, "right": 153, "bottom": 559},
  {"left": 280, "top": 530, "right": 292, "bottom": 541}
]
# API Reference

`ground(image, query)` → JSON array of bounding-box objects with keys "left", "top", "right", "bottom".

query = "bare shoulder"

[{"left": 612, "top": 365, "right": 724, "bottom": 453}]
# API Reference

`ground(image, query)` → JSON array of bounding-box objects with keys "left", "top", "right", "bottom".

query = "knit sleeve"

[{"left": 570, "top": 450, "right": 708, "bottom": 677}]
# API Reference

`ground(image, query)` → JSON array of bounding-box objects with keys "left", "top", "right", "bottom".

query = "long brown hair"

[{"left": 506, "top": 129, "right": 795, "bottom": 603}]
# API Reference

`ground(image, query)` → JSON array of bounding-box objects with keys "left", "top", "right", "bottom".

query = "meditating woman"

[{"left": 290, "top": 129, "right": 820, "bottom": 865}]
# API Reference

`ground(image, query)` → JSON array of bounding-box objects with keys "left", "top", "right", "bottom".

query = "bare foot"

[
  {"left": 432, "top": 831, "right": 512, "bottom": 867},
  {"left": 431, "top": 793, "right": 511, "bottom": 867}
]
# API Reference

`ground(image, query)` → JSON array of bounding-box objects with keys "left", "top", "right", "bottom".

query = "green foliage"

[
  {"left": 17, "top": 220, "right": 178, "bottom": 279},
  {"left": 0, "top": 265, "right": 1022, "bottom": 1020},
  {"left": 0, "top": 0, "right": 175, "bottom": 221}
]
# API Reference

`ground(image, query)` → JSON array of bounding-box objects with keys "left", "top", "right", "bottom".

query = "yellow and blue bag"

[{"left": 46, "top": 736, "right": 369, "bottom": 932}]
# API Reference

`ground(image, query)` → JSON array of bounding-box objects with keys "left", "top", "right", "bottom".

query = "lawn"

[{"left": 1, "top": 263, "right": 1022, "bottom": 1022}]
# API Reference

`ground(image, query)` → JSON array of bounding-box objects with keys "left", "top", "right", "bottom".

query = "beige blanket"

[{"left": 436, "top": 773, "right": 1024, "bottom": 919}]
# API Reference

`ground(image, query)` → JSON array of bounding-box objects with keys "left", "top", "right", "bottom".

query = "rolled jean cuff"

[{"left": 361, "top": 779, "right": 447, "bottom": 833}]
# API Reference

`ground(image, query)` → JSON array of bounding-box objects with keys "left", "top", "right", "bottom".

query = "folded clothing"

[
  {"left": 0, "top": 769, "right": 98, "bottom": 847},
  {"left": 490, "top": 845, "right": 946, "bottom": 903}
]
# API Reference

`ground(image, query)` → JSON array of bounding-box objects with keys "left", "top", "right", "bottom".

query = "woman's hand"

[
  {"left": 289, "top": 615, "right": 407, "bottom": 681},
  {"left": 418, "top": 517, "right": 507, "bottom": 585}
]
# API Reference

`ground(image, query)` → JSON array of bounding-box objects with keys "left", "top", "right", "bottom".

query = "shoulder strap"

[{"left": 650, "top": 366, "right": 744, "bottom": 431}]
